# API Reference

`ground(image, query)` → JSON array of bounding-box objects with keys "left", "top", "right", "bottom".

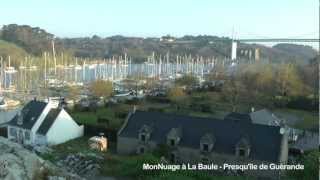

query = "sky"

[{"left": 0, "top": 0, "right": 319, "bottom": 47}]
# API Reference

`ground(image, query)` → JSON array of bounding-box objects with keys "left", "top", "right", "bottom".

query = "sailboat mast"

[{"left": 52, "top": 39, "right": 57, "bottom": 75}]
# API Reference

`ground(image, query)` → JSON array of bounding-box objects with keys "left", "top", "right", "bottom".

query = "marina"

[{"left": 0, "top": 51, "right": 233, "bottom": 98}]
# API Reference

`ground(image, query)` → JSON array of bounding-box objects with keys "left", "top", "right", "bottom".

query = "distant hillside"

[
  {"left": 0, "top": 24, "right": 317, "bottom": 64},
  {"left": 273, "top": 43, "right": 318, "bottom": 61},
  {"left": 0, "top": 40, "right": 29, "bottom": 66},
  {"left": 0, "top": 24, "right": 53, "bottom": 56}
]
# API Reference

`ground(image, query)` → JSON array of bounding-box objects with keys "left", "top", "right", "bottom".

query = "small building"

[
  {"left": 6, "top": 99, "right": 84, "bottom": 146},
  {"left": 291, "top": 131, "right": 318, "bottom": 152},
  {"left": 250, "top": 109, "right": 302, "bottom": 142},
  {"left": 160, "top": 35, "right": 176, "bottom": 42},
  {"left": 250, "top": 109, "right": 282, "bottom": 126},
  {"left": 117, "top": 111, "right": 288, "bottom": 177}
]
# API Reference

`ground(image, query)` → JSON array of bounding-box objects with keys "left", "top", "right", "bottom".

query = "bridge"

[
  {"left": 161, "top": 37, "right": 319, "bottom": 60},
  {"left": 238, "top": 38, "right": 319, "bottom": 43},
  {"left": 231, "top": 38, "right": 319, "bottom": 60}
]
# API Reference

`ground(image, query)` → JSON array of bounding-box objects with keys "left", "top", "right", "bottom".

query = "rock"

[
  {"left": 0, "top": 137, "right": 85, "bottom": 180},
  {"left": 48, "top": 176, "right": 67, "bottom": 180},
  {"left": 57, "top": 153, "right": 102, "bottom": 178}
]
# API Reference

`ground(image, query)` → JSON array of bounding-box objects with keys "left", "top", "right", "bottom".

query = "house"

[
  {"left": 250, "top": 109, "right": 303, "bottom": 142},
  {"left": 291, "top": 130, "right": 318, "bottom": 152},
  {"left": 250, "top": 109, "right": 282, "bottom": 126},
  {"left": 117, "top": 110, "right": 288, "bottom": 177},
  {"left": 7, "top": 99, "right": 84, "bottom": 146}
]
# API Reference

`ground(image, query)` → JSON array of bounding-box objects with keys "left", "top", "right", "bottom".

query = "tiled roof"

[
  {"left": 8, "top": 100, "right": 47, "bottom": 129},
  {"left": 37, "top": 108, "right": 62, "bottom": 135},
  {"left": 119, "top": 111, "right": 283, "bottom": 162}
]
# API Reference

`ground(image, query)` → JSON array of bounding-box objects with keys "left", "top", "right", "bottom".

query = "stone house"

[{"left": 117, "top": 110, "right": 288, "bottom": 177}]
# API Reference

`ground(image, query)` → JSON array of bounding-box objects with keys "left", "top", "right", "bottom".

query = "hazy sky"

[{"left": 0, "top": 0, "right": 319, "bottom": 41}]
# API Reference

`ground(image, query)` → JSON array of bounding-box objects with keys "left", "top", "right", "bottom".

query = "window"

[
  {"left": 139, "top": 147, "right": 145, "bottom": 154},
  {"left": 10, "top": 128, "right": 17, "bottom": 137},
  {"left": 239, "top": 149, "right": 245, "bottom": 157},
  {"left": 24, "top": 131, "right": 30, "bottom": 140},
  {"left": 236, "top": 137, "right": 250, "bottom": 158},
  {"left": 202, "top": 144, "right": 209, "bottom": 152},
  {"left": 140, "top": 134, "right": 146, "bottom": 142},
  {"left": 200, "top": 133, "right": 215, "bottom": 153},
  {"left": 170, "top": 139, "right": 175, "bottom": 146},
  {"left": 139, "top": 125, "right": 152, "bottom": 143}
]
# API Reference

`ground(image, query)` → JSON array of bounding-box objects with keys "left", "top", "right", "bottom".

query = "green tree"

[
  {"left": 175, "top": 74, "right": 199, "bottom": 88},
  {"left": 208, "top": 63, "right": 227, "bottom": 81},
  {"left": 287, "top": 150, "right": 319, "bottom": 180},
  {"left": 89, "top": 79, "right": 113, "bottom": 99},
  {"left": 67, "top": 86, "right": 80, "bottom": 101},
  {"left": 221, "top": 78, "right": 246, "bottom": 112},
  {"left": 276, "top": 63, "right": 304, "bottom": 97},
  {"left": 167, "top": 86, "right": 187, "bottom": 110}
]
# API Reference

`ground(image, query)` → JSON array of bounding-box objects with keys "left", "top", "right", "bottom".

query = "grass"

[
  {"left": 70, "top": 104, "right": 132, "bottom": 129},
  {"left": 69, "top": 91, "right": 317, "bottom": 132},
  {"left": 100, "top": 153, "right": 255, "bottom": 180},
  {"left": 40, "top": 136, "right": 95, "bottom": 162},
  {"left": 275, "top": 108, "right": 318, "bottom": 130},
  {"left": 45, "top": 138, "right": 253, "bottom": 180}
]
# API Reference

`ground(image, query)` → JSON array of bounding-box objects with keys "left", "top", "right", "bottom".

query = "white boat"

[
  {"left": 29, "top": 66, "right": 38, "bottom": 71},
  {"left": 68, "top": 82, "right": 84, "bottom": 87},
  {"left": 5, "top": 67, "right": 17, "bottom": 74},
  {"left": 114, "top": 91, "right": 132, "bottom": 97},
  {"left": 56, "top": 65, "right": 65, "bottom": 69},
  {"left": 19, "top": 66, "right": 27, "bottom": 70},
  {"left": 0, "top": 97, "right": 7, "bottom": 109},
  {"left": 88, "top": 64, "right": 97, "bottom": 69},
  {"left": 75, "top": 65, "right": 82, "bottom": 70},
  {"left": 6, "top": 99, "right": 20, "bottom": 107}
]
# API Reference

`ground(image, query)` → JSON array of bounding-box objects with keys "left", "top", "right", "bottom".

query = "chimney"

[
  {"left": 133, "top": 105, "right": 137, "bottom": 113},
  {"left": 99, "top": 132, "right": 105, "bottom": 138},
  {"left": 17, "top": 111, "right": 23, "bottom": 125}
]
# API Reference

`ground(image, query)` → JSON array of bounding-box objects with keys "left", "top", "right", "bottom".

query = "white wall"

[
  {"left": 35, "top": 134, "right": 47, "bottom": 146},
  {"left": 46, "top": 109, "right": 83, "bottom": 145},
  {"left": 7, "top": 125, "right": 32, "bottom": 145}
]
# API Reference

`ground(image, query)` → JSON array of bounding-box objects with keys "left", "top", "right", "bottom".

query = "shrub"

[
  {"left": 287, "top": 96, "right": 317, "bottom": 111},
  {"left": 148, "top": 107, "right": 165, "bottom": 113}
]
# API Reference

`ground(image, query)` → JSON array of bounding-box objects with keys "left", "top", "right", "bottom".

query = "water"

[
  {"left": 0, "top": 108, "right": 20, "bottom": 124},
  {"left": 1, "top": 61, "right": 220, "bottom": 91}
]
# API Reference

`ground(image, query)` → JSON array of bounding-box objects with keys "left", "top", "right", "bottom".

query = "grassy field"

[
  {"left": 69, "top": 104, "right": 132, "bottom": 129},
  {"left": 68, "top": 91, "right": 318, "bottom": 132}
]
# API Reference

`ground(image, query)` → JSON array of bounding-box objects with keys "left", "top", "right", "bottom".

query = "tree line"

[{"left": 0, "top": 24, "right": 317, "bottom": 64}]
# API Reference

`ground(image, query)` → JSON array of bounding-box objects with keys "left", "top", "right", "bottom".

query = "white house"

[{"left": 7, "top": 99, "right": 84, "bottom": 146}]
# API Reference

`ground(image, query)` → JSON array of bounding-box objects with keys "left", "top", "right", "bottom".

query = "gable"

[{"left": 8, "top": 100, "right": 47, "bottom": 130}]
